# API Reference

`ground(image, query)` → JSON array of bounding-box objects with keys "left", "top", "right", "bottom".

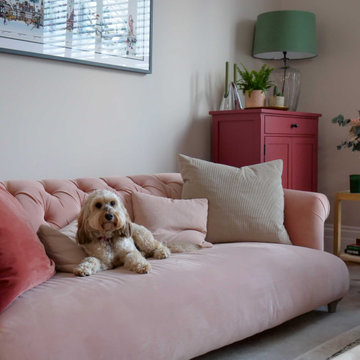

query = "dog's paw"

[
  {"left": 135, "top": 261, "right": 151, "bottom": 274},
  {"left": 153, "top": 246, "right": 170, "bottom": 259},
  {"left": 73, "top": 265, "right": 92, "bottom": 277}
]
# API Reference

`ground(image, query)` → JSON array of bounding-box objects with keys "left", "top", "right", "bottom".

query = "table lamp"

[{"left": 253, "top": 10, "right": 317, "bottom": 111}]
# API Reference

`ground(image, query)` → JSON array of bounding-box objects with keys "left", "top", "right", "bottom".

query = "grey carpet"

[{"left": 195, "top": 262, "right": 360, "bottom": 360}]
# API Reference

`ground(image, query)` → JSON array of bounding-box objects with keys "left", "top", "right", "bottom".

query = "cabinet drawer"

[{"left": 265, "top": 116, "right": 317, "bottom": 135}]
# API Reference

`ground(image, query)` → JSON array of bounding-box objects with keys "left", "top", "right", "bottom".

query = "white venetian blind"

[{"left": 42, "top": 0, "right": 150, "bottom": 60}]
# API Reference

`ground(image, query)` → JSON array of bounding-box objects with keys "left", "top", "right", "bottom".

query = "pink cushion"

[
  {"left": 0, "top": 188, "right": 55, "bottom": 313},
  {"left": 132, "top": 192, "right": 212, "bottom": 248}
]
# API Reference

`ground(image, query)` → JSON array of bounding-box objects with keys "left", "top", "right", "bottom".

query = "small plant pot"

[
  {"left": 269, "top": 95, "right": 285, "bottom": 108},
  {"left": 245, "top": 90, "right": 266, "bottom": 108},
  {"left": 350, "top": 175, "right": 360, "bottom": 193}
]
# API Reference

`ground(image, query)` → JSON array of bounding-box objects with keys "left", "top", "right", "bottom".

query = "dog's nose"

[{"left": 105, "top": 213, "right": 114, "bottom": 221}]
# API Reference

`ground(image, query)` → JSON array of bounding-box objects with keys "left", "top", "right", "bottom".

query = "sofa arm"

[{"left": 284, "top": 189, "right": 330, "bottom": 250}]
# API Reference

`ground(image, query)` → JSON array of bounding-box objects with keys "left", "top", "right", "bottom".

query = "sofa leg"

[{"left": 327, "top": 298, "right": 342, "bottom": 313}]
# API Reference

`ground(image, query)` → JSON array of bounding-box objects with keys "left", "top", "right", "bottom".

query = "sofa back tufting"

[{"left": 0, "top": 173, "right": 183, "bottom": 232}]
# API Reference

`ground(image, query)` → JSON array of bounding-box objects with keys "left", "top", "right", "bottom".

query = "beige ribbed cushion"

[
  {"left": 178, "top": 154, "right": 291, "bottom": 244},
  {"left": 37, "top": 220, "right": 86, "bottom": 273}
]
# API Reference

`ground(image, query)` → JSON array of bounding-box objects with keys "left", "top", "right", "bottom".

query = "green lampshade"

[{"left": 253, "top": 10, "right": 318, "bottom": 59}]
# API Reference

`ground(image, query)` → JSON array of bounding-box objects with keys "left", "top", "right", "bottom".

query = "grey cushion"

[{"left": 178, "top": 154, "right": 290, "bottom": 245}]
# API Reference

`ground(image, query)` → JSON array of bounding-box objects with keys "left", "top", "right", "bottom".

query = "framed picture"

[{"left": 0, "top": 0, "right": 152, "bottom": 73}]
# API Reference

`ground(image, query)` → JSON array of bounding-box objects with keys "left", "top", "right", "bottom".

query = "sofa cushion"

[
  {"left": 37, "top": 220, "right": 85, "bottom": 273},
  {"left": 132, "top": 192, "right": 212, "bottom": 248},
  {"left": 0, "top": 188, "right": 55, "bottom": 313},
  {"left": 178, "top": 154, "right": 290, "bottom": 244}
]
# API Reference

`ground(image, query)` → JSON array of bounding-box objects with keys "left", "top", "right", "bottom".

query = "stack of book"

[{"left": 345, "top": 240, "right": 360, "bottom": 256}]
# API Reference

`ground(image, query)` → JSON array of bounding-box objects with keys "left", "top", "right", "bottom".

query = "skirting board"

[{"left": 324, "top": 224, "right": 360, "bottom": 253}]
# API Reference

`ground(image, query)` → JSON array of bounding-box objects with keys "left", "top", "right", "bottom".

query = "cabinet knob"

[{"left": 291, "top": 123, "right": 299, "bottom": 128}]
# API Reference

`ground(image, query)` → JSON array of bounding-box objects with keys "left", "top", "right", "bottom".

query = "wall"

[
  {"left": 278, "top": 0, "right": 360, "bottom": 248},
  {"left": 2, "top": 0, "right": 355, "bottom": 247},
  {"left": 0, "top": 0, "right": 278, "bottom": 181}
]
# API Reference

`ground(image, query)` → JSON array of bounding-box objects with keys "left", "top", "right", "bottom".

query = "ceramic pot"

[
  {"left": 268, "top": 95, "right": 285, "bottom": 108},
  {"left": 245, "top": 90, "right": 266, "bottom": 108},
  {"left": 350, "top": 174, "right": 360, "bottom": 193}
]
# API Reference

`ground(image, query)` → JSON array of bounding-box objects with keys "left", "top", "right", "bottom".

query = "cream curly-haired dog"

[{"left": 73, "top": 189, "right": 170, "bottom": 276}]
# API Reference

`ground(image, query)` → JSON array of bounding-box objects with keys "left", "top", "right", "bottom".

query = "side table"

[{"left": 333, "top": 191, "right": 360, "bottom": 263}]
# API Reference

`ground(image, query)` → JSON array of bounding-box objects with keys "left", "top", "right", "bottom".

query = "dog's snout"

[{"left": 105, "top": 213, "right": 114, "bottom": 221}]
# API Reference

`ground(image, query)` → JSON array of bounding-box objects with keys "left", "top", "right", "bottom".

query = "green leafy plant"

[
  {"left": 332, "top": 112, "right": 360, "bottom": 151},
  {"left": 235, "top": 64, "right": 274, "bottom": 97}
]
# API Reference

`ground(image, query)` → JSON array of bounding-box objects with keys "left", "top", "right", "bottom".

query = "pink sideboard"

[{"left": 210, "top": 108, "right": 321, "bottom": 192}]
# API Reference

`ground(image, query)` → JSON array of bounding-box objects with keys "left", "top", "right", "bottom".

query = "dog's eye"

[
  {"left": 110, "top": 201, "right": 116, "bottom": 207},
  {"left": 95, "top": 202, "right": 102, "bottom": 209}
]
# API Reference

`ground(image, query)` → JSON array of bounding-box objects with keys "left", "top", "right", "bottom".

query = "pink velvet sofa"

[{"left": 0, "top": 173, "right": 349, "bottom": 360}]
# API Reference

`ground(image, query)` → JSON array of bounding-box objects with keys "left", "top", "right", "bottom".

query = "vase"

[
  {"left": 219, "top": 82, "right": 244, "bottom": 111},
  {"left": 270, "top": 65, "right": 301, "bottom": 111},
  {"left": 245, "top": 90, "right": 266, "bottom": 108}
]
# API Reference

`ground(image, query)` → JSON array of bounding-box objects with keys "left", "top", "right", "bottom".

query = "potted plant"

[
  {"left": 332, "top": 111, "right": 360, "bottom": 192},
  {"left": 332, "top": 112, "right": 360, "bottom": 151},
  {"left": 269, "top": 86, "right": 285, "bottom": 107},
  {"left": 235, "top": 64, "right": 274, "bottom": 108}
]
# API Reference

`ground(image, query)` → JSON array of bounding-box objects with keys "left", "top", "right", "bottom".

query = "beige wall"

[
  {"left": 1, "top": 0, "right": 358, "bottom": 237},
  {"left": 0, "top": 0, "right": 278, "bottom": 181},
  {"left": 277, "top": 0, "right": 360, "bottom": 231}
]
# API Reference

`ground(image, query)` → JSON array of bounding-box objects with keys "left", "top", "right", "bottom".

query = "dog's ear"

[
  {"left": 77, "top": 206, "right": 90, "bottom": 244},
  {"left": 119, "top": 219, "right": 132, "bottom": 237},
  {"left": 117, "top": 211, "right": 133, "bottom": 237}
]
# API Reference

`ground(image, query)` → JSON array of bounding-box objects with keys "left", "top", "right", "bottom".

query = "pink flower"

[{"left": 350, "top": 118, "right": 360, "bottom": 126}]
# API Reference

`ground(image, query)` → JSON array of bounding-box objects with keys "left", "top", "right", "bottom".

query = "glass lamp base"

[{"left": 270, "top": 66, "right": 301, "bottom": 111}]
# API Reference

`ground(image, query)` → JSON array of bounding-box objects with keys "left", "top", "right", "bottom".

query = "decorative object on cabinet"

[
  {"left": 219, "top": 61, "right": 243, "bottom": 110},
  {"left": 268, "top": 86, "right": 285, "bottom": 108},
  {"left": 253, "top": 10, "right": 318, "bottom": 111},
  {"left": 235, "top": 64, "right": 273, "bottom": 108},
  {"left": 0, "top": 0, "right": 153, "bottom": 73},
  {"left": 332, "top": 111, "right": 360, "bottom": 152},
  {"left": 244, "top": 90, "right": 266, "bottom": 108},
  {"left": 219, "top": 82, "right": 243, "bottom": 111},
  {"left": 210, "top": 108, "right": 320, "bottom": 191}
]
